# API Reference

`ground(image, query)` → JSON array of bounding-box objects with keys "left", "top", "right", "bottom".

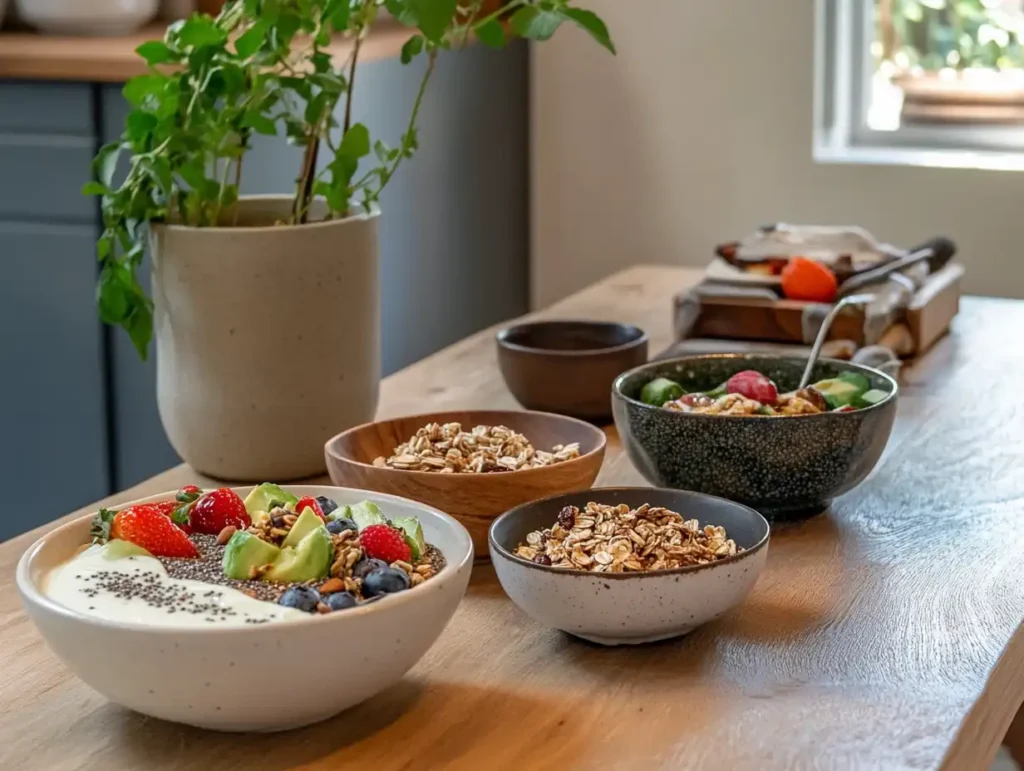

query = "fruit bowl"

[{"left": 16, "top": 486, "right": 473, "bottom": 732}]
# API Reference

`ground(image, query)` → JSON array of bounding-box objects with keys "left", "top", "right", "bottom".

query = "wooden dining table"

[{"left": 2, "top": 265, "right": 1022, "bottom": 770}]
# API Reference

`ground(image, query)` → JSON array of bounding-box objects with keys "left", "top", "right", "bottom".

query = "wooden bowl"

[
  {"left": 324, "top": 410, "right": 607, "bottom": 557},
  {"left": 496, "top": 321, "right": 648, "bottom": 421}
]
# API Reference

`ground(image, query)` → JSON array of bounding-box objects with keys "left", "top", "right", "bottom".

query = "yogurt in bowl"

[{"left": 18, "top": 485, "right": 473, "bottom": 731}]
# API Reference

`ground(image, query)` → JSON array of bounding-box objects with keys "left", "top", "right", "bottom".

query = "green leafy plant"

[{"left": 85, "top": 0, "right": 614, "bottom": 358}]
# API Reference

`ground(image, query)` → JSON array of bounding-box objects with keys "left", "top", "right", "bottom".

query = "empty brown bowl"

[
  {"left": 496, "top": 321, "right": 648, "bottom": 421},
  {"left": 324, "top": 409, "right": 606, "bottom": 557}
]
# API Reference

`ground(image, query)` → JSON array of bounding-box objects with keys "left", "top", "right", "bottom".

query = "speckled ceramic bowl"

[
  {"left": 612, "top": 354, "right": 898, "bottom": 519},
  {"left": 489, "top": 487, "right": 769, "bottom": 645}
]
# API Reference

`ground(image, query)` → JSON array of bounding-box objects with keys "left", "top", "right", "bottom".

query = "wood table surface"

[{"left": 2, "top": 265, "right": 1022, "bottom": 770}]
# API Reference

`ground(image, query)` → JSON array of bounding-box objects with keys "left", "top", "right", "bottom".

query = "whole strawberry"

[
  {"left": 91, "top": 505, "right": 198, "bottom": 558},
  {"left": 359, "top": 524, "right": 412, "bottom": 564},
  {"left": 189, "top": 488, "right": 251, "bottom": 535},
  {"left": 295, "top": 496, "right": 326, "bottom": 521},
  {"left": 726, "top": 370, "right": 778, "bottom": 405}
]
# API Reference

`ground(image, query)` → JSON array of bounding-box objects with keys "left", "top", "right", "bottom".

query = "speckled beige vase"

[{"left": 151, "top": 196, "right": 380, "bottom": 480}]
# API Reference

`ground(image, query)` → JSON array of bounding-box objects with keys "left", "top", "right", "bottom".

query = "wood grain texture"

[
  {"left": 1, "top": 266, "right": 1022, "bottom": 770},
  {"left": 0, "top": 23, "right": 410, "bottom": 83},
  {"left": 325, "top": 409, "right": 606, "bottom": 556}
]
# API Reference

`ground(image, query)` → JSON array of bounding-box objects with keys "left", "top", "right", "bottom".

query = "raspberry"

[{"left": 359, "top": 524, "right": 412, "bottom": 564}]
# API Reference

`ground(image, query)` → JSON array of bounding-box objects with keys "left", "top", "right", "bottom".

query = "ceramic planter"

[
  {"left": 151, "top": 196, "right": 380, "bottom": 480},
  {"left": 15, "top": 0, "right": 158, "bottom": 35}
]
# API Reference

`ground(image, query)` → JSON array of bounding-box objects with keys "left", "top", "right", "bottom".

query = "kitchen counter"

[
  {"left": 1, "top": 266, "right": 1022, "bottom": 769},
  {"left": 0, "top": 22, "right": 410, "bottom": 82}
]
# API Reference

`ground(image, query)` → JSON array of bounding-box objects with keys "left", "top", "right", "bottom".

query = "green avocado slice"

[
  {"left": 281, "top": 508, "right": 323, "bottom": 549},
  {"left": 263, "top": 526, "right": 333, "bottom": 583},
  {"left": 222, "top": 531, "right": 282, "bottom": 580},
  {"left": 243, "top": 483, "right": 298, "bottom": 516}
]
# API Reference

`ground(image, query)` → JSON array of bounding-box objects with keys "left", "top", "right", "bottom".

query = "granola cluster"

[
  {"left": 514, "top": 502, "right": 741, "bottom": 573},
  {"left": 373, "top": 422, "right": 580, "bottom": 473}
]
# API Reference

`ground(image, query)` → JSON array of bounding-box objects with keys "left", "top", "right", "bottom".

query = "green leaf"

[
  {"left": 305, "top": 91, "right": 330, "bottom": 125},
  {"left": 93, "top": 142, "right": 122, "bottom": 187},
  {"left": 559, "top": 7, "right": 615, "bottom": 53},
  {"left": 329, "top": 0, "right": 351, "bottom": 31},
  {"left": 243, "top": 111, "right": 278, "bottom": 135},
  {"left": 339, "top": 123, "right": 371, "bottom": 158},
  {"left": 235, "top": 19, "right": 268, "bottom": 58},
  {"left": 374, "top": 139, "right": 399, "bottom": 163},
  {"left": 126, "top": 110, "right": 157, "bottom": 142},
  {"left": 510, "top": 7, "right": 563, "bottom": 41},
  {"left": 475, "top": 18, "right": 506, "bottom": 49},
  {"left": 136, "top": 41, "right": 175, "bottom": 65},
  {"left": 125, "top": 297, "right": 154, "bottom": 361},
  {"left": 401, "top": 34, "right": 424, "bottom": 63},
  {"left": 178, "top": 16, "right": 227, "bottom": 48},
  {"left": 96, "top": 263, "right": 130, "bottom": 324},
  {"left": 82, "top": 181, "right": 109, "bottom": 196},
  {"left": 386, "top": 0, "right": 418, "bottom": 26},
  {"left": 123, "top": 74, "right": 165, "bottom": 106},
  {"left": 411, "top": 0, "right": 457, "bottom": 42}
]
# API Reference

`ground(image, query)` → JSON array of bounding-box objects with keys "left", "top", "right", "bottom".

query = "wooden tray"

[{"left": 683, "top": 263, "right": 963, "bottom": 356}]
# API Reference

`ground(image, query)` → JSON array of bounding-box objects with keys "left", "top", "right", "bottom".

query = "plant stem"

[
  {"left": 376, "top": 49, "right": 437, "bottom": 192},
  {"left": 232, "top": 152, "right": 244, "bottom": 226},
  {"left": 343, "top": 31, "right": 363, "bottom": 136}
]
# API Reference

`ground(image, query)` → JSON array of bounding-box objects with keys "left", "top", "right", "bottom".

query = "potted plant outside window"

[{"left": 85, "top": 0, "right": 614, "bottom": 480}]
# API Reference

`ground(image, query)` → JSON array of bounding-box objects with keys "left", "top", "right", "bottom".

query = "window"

[{"left": 816, "top": 0, "right": 1024, "bottom": 169}]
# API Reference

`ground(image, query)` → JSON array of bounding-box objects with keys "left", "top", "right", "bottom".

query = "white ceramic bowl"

[
  {"left": 15, "top": 0, "right": 158, "bottom": 35},
  {"left": 17, "top": 486, "right": 473, "bottom": 732},
  {"left": 489, "top": 488, "right": 769, "bottom": 646}
]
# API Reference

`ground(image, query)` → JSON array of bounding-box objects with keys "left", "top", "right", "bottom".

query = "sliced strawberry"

[
  {"left": 726, "top": 370, "right": 779, "bottom": 405},
  {"left": 189, "top": 488, "right": 250, "bottom": 535},
  {"left": 102, "top": 504, "right": 198, "bottom": 558},
  {"left": 295, "top": 496, "right": 325, "bottom": 521}
]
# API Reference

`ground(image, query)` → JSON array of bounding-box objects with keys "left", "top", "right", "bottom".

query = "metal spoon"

[{"left": 798, "top": 293, "right": 876, "bottom": 389}]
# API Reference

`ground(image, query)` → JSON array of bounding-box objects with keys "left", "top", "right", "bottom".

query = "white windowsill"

[{"left": 814, "top": 143, "right": 1024, "bottom": 172}]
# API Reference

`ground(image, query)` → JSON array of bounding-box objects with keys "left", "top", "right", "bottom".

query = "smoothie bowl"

[{"left": 16, "top": 485, "right": 473, "bottom": 732}]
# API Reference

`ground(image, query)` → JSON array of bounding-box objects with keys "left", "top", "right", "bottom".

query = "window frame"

[{"left": 815, "top": 0, "right": 1024, "bottom": 169}]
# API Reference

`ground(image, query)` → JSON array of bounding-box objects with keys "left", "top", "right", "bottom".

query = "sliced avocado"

[
  {"left": 392, "top": 516, "right": 425, "bottom": 561},
  {"left": 351, "top": 500, "right": 386, "bottom": 531},
  {"left": 640, "top": 377, "right": 685, "bottom": 406},
  {"left": 704, "top": 381, "right": 728, "bottom": 398},
  {"left": 282, "top": 508, "right": 322, "bottom": 549},
  {"left": 243, "top": 483, "right": 298, "bottom": 516},
  {"left": 264, "top": 526, "right": 332, "bottom": 583},
  {"left": 837, "top": 371, "right": 871, "bottom": 393},
  {"left": 222, "top": 531, "right": 282, "bottom": 580},
  {"left": 855, "top": 388, "right": 889, "bottom": 408},
  {"left": 812, "top": 378, "right": 863, "bottom": 409},
  {"left": 326, "top": 504, "right": 353, "bottom": 523},
  {"left": 101, "top": 539, "right": 152, "bottom": 560}
]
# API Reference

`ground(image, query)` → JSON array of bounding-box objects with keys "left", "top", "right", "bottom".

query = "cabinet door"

[{"left": 0, "top": 223, "right": 109, "bottom": 540}]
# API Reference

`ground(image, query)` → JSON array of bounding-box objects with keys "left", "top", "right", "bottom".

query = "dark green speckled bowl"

[{"left": 611, "top": 354, "right": 898, "bottom": 519}]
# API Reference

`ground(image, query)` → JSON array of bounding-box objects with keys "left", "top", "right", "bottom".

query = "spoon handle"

[{"left": 798, "top": 293, "right": 876, "bottom": 390}]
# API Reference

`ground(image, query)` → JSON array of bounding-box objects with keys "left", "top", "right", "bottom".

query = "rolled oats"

[
  {"left": 514, "top": 502, "right": 741, "bottom": 573},
  {"left": 373, "top": 422, "right": 581, "bottom": 474}
]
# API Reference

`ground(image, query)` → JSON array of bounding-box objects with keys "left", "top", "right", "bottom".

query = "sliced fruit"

[
  {"left": 243, "top": 483, "right": 298, "bottom": 515},
  {"left": 855, "top": 388, "right": 889, "bottom": 408},
  {"left": 281, "top": 508, "right": 323, "bottom": 549},
  {"left": 813, "top": 377, "right": 864, "bottom": 409},
  {"left": 639, "top": 377, "right": 685, "bottom": 407},
  {"left": 222, "top": 531, "right": 282, "bottom": 580},
  {"left": 360, "top": 523, "right": 413, "bottom": 564},
  {"left": 392, "top": 516, "right": 425, "bottom": 561},
  {"left": 100, "top": 539, "right": 153, "bottom": 560},
  {"left": 295, "top": 496, "right": 326, "bottom": 521},
  {"left": 836, "top": 371, "right": 871, "bottom": 393},
  {"left": 190, "top": 488, "right": 251, "bottom": 535},
  {"left": 92, "top": 504, "right": 198, "bottom": 558},
  {"left": 327, "top": 504, "right": 353, "bottom": 523},
  {"left": 350, "top": 500, "right": 387, "bottom": 531},
  {"left": 780, "top": 256, "right": 838, "bottom": 303},
  {"left": 264, "top": 526, "right": 333, "bottom": 583},
  {"left": 726, "top": 370, "right": 779, "bottom": 405}
]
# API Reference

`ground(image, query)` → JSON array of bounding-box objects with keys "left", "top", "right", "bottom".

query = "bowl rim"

[
  {"left": 488, "top": 486, "right": 770, "bottom": 579},
  {"left": 324, "top": 409, "right": 608, "bottom": 479},
  {"left": 612, "top": 353, "right": 899, "bottom": 421},
  {"left": 16, "top": 484, "right": 474, "bottom": 636},
  {"left": 496, "top": 320, "right": 648, "bottom": 357}
]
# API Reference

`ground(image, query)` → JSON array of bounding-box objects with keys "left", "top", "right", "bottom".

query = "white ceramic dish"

[
  {"left": 489, "top": 488, "right": 769, "bottom": 646},
  {"left": 17, "top": 485, "right": 473, "bottom": 732},
  {"left": 15, "top": 0, "right": 158, "bottom": 35}
]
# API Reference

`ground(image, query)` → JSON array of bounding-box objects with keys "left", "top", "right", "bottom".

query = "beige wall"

[{"left": 531, "top": 0, "right": 1024, "bottom": 307}]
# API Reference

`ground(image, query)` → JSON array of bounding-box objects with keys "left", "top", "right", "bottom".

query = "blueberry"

[
  {"left": 327, "top": 517, "right": 358, "bottom": 536},
  {"left": 352, "top": 557, "right": 389, "bottom": 580},
  {"left": 325, "top": 591, "right": 358, "bottom": 611},
  {"left": 362, "top": 568, "right": 410, "bottom": 597},
  {"left": 279, "top": 586, "right": 320, "bottom": 613},
  {"left": 316, "top": 496, "right": 339, "bottom": 516}
]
